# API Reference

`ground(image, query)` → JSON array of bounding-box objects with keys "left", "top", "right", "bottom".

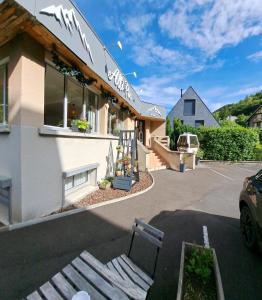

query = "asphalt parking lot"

[{"left": 0, "top": 162, "right": 261, "bottom": 299}]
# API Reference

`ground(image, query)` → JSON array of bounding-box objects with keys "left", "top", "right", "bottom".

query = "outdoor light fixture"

[
  {"left": 125, "top": 72, "right": 137, "bottom": 78},
  {"left": 117, "top": 41, "right": 123, "bottom": 51},
  {"left": 104, "top": 40, "right": 123, "bottom": 51}
]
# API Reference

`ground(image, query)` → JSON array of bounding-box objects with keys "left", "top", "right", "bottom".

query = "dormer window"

[{"left": 184, "top": 99, "right": 195, "bottom": 116}]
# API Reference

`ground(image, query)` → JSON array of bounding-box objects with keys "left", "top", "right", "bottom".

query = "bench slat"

[
  {"left": 80, "top": 251, "right": 147, "bottom": 300},
  {"left": 135, "top": 219, "right": 164, "bottom": 239},
  {"left": 72, "top": 257, "right": 129, "bottom": 300},
  {"left": 111, "top": 258, "right": 132, "bottom": 282},
  {"left": 133, "top": 226, "right": 162, "bottom": 248},
  {"left": 116, "top": 257, "right": 150, "bottom": 291},
  {"left": 121, "top": 254, "right": 154, "bottom": 286},
  {"left": 26, "top": 291, "right": 43, "bottom": 300},
  {"left": 63, "top": 264, "right": 106, "bottom": 300},
  {"left": 39, "top": 282, "right": 63, "bottom": 300},
  {"left": 52, "top": 273, "right": 77, "bottom": 300},
  {"left": 106, "top": 261, "right": 119, "bottom": 276}
]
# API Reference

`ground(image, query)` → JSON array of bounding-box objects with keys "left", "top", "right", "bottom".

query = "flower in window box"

[{"left": 71, "top": 119, "right": 89, "bottom": 133}]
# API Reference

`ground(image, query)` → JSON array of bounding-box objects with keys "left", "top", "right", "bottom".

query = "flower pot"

[
  {"left": 71, "top": 124, "right": 78, "bottom": 132},
  {"left": 115, "top": 170, "right": 122, "bottom": 177},
  {"left": 99, "top": 182, "right": 111, "bottom": 190},
  {"left": 180, "top": 163, "right": 186, "bottom": 173},
  {"left": 78, "top": 128, "right": 87, "bottom": 133},
  {"left": 177, "top": 242, "right": 225, "bottom": 300}
]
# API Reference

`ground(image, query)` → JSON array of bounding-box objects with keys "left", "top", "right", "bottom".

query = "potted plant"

[
  {"left": 196, "top": 148, "right": 204, "bottom": 165},
  {"left": 113, "top": 128, "right": 120, "bottom": 136},
  {"left": 122, "top": 155, "right": 131, "bottom": 166},
  {"left": 177, "top": 242, "right": 224, "bottom": 300},
  {"left": 98, "top": 178, "right": 111, "bottom": 190},
  {"left": 71, "top": 119, "right": 89, "bottom": 133},
  {"left": 116, "top": 145, "right": 124, "bottom": 153},
  {"left": 115, "top": 168, "right": 122, "bottom": 177}
]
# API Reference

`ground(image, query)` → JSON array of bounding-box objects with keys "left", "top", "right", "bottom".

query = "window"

[
  {"left": 184, "top": 99, "right": 195, "bottom": 116},
  {"left": 107, "top": 109, "right": 126, "bottom": 135},
  {"left": 65, "top": 171, "right": 89, "bottom": 192},
  {"left": 67, "top": 77, "right": 84, "bottom": 124},
  {"left": 44, "top": 65, "right": 65, "bottom": 127},
  {"left": 86, "top": 89, "right": 99, "bottom": 132},
  {"left": 190, "top": 136, "right": 199, "bottom": 148},
  {"left": 44, "top": 64, "right": 99, "bottom": 132},
  {"left": 0, "top": 64, "right": 8, "bottom": 125},
  {"left": 195, "top": 120, "right": 204, "bottom": 128}
]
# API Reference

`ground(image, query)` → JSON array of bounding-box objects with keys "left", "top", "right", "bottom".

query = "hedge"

[{"left": 198, "top": 127, "right": 259, "bottom": 161}]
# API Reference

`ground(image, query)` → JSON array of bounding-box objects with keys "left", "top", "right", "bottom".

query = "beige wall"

[
  {"left": 151, "top": 138, "right": 195, "bottom": 171},
  {"left": 150, "top": 120, "right": 166, "bottom": 137},
  {"left": 0, "top": 34, "right": 120, "bottom": 222}
]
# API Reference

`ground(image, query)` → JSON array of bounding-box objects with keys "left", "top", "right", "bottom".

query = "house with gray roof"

[{"left": 167, "top": 86, "right": 220, "bottom": 128}]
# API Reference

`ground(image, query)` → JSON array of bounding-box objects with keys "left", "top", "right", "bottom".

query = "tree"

[{"left": 235, "top": 114, "right": 248, "bottom": 127}]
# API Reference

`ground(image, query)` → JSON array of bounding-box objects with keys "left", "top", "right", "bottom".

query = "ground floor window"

[
  {"left": 0, "top": 64, "right": 8, "bottom": 125},
  {"left": 195, "top": 120, "right": 204, "bottom": 128},
  {"left": 44, "top": 64, "right": 99, "bottom": 133},
  {"left": 65, "top": 171, "right": 89, "bottom": 192},
  {"left": 107, "top": 108, "right": 126, "bottom": 136}
]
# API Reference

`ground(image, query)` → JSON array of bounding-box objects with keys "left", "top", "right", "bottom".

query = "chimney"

[{"left": 180, "top": 89, "right": 183, "bottom": 98}]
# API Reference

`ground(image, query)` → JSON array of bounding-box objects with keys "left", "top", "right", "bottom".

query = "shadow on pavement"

[
  {"left": 0, "top": 209, "right": 261, "bottom": 299},
  {"left": 147, "top": 209, "right": 262, "bottom": 300}
]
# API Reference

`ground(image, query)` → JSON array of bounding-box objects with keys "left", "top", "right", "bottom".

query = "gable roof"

[
  {"left": 246, "top": 104, "right": 262, "bottom": 122},
  {"left": 167, "top": 86, "right": 220, "bottom": 126}
]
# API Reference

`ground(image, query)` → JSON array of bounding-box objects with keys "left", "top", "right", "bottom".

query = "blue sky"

[{"left": 75, "top": 0, "right": 262, "bottom": 113}]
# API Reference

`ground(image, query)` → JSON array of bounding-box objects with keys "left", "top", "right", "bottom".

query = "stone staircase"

[{"left": 148, "top": 148, "right": 168, "bottom": 171}]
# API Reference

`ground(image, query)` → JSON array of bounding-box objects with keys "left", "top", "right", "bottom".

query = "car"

[{"left": 239, "top": 169, "right": 262, "bottom": 250}]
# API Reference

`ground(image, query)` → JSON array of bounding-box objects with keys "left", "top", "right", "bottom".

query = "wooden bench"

[{"left": 26, "top": 219, "right": 164, "bottom": 300}]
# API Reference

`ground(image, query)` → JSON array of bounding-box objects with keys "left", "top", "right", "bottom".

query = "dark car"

[{"left": 239, "top": 169, "right": 262, "bottom": 250}]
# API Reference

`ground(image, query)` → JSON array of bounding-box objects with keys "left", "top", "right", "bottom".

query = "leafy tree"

[
  {"left": 214, "top": 90, "right": 262, "bottom": 121},
  {"left": 235, "top": 114, "right": 248, "bottom": 127}
]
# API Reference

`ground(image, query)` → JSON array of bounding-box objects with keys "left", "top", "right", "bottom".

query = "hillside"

[{"left": 214, "top": 90, "right": 262, "bottom": 120}]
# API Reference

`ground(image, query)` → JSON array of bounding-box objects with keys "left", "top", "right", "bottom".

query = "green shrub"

[
  {"left": 254, "top": 143, "right": 262, "bottom": 161},
  {"left": 198, "top": 127, "right": 259, "bottom": 161}
]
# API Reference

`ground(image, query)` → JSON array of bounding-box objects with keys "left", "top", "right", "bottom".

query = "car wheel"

[{"left": 240, "top": 206, "right": 258, "bottom": 250}]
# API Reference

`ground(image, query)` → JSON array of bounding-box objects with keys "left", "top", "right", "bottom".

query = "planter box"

[{"left": 177, "top": 242, "right": 225, "bottom": 300}]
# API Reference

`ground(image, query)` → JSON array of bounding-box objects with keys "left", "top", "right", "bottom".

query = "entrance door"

[{"left": 136, "top": 120, "right": 145, "bottom": 145}]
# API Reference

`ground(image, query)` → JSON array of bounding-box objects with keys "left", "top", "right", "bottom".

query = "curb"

[
  {"left": 1, "top": 172, "right": 155, "bottom": 232},
  {"left": 199, "top": 160, "right": 261, "bottom": 164}
]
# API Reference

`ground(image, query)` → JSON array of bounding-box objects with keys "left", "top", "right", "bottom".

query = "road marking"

[{"left": 208, "top": 168, "right": 234, "bottom": 181}]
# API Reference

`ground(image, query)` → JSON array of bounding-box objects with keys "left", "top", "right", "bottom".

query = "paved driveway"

[{"left": 0, "top": 163, "right": 261, "bottom": 299}]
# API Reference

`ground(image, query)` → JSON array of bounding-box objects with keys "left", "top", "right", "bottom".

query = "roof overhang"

[{"left": 3, "top": 0, "right": 166, "bottom": 120}]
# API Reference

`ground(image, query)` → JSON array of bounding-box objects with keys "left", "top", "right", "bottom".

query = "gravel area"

[{"left": 56, "top": 172, "right": 153, "bottom": 213}]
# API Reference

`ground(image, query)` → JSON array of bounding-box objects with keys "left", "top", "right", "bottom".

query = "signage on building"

[
  {"left": 147, "top": 106, "right": 162, "bottom": 117},
  {"left": 107, "top": 68, "right": 132, "bottom": 101},
  {"left": 40, "top": 5, "right": 94, "bottom": 63}
]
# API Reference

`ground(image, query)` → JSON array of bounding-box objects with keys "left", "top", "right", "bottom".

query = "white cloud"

[
  {"left": 126, "top": 14, "right": 155, "bottom": 36},
  {"left": 134, "top": 76, "right": 181, "bottom": 108},
  {"left": 159, "top": 0, "right": 262, "bottom": 56},
  {"left": 229, "top": 85, "right": 262, "bottom": 97},
  {"left": 247, "top": 50, "right": 262, "bottom": 62}
]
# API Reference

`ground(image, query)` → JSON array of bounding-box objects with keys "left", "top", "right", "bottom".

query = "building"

[
  {"left": 167, "top": 86, "right": 219, "bottom": 128},
  {"left": 0, "top": 0, "right": 166, "bottom": 224},
  {"left": 247, "top": 104, "right": 262, "bottom": 128}
]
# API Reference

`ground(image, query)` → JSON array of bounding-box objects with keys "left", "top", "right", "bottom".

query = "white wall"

[{"left": 20, "top": 125, "right": 118, "bottom": 221}]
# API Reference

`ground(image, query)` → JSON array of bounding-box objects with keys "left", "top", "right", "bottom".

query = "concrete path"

[{"left": 0, "top": 163, "right": 261, "bottom": 299}]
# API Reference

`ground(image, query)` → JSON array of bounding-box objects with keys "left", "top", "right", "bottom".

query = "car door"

[{"left": 254, "top": 170, "right": 262, "bottom": 228}]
